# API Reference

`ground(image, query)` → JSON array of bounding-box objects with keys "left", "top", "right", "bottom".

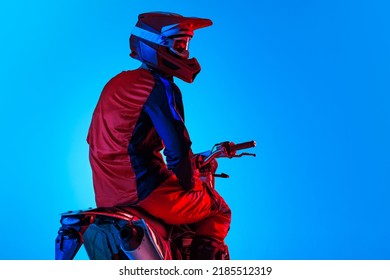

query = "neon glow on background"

[{"left": 0, "top": 1, "right": 389, "bottom": 259}]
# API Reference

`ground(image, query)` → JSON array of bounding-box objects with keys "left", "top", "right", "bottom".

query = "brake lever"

[
  {"left": 232, "top": 152, "right": 256, "bottom": 158},
  {"left": 213, "top": 173, "right": 230, "bottom": 178}
]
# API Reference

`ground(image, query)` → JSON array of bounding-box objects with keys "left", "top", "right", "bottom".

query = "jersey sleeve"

[{"left": 143, "top": 77, "right": 195, "bottom": 190}]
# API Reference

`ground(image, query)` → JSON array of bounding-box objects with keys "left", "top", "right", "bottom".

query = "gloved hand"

[
  {"left": 195, "top": 158, "right": 217, "bottom": 186},
  {"left": 199, "top": 158, "right": 218, "bottom": 175}
]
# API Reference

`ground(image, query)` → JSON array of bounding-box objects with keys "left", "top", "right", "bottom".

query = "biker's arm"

[{"left": 143, "top": 83, "right": 195, "bottom": 190}]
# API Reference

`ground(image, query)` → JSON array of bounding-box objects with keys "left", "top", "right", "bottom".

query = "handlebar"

[
  {"left": 195, "top": 140, "right": 256, "bottom": 169},
  {"left": 229, "top": 140, "right": 256, "bottom": 153}
]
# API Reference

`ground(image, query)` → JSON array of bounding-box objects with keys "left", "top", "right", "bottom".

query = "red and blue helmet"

[{"left": 129, "top": 12, "right": 212, "bottom": 83}]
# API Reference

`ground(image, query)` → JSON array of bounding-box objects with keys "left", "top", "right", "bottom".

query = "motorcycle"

[{"left": 55, "top": 140, "right": 256, "bottom": 260}]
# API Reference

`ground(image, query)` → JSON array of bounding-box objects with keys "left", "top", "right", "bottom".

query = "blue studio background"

[{"left": 0, "top": 0, "right": 389, "bottom": 260}]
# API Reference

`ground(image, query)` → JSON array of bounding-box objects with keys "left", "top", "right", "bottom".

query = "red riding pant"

[{"left": 137, "top": 175, "right": 231, "bottom": 241}]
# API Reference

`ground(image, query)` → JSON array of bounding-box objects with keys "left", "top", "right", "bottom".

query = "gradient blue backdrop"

[{"left": 0, "top": 0, "right": 389, "bottom": 260}]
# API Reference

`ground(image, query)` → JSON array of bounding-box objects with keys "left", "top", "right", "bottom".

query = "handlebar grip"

[{"left": 231, "top": 140, "right": 256, "bottom": 152}]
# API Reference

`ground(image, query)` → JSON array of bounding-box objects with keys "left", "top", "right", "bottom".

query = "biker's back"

[{"left": 87, "top": 68, "right": 172, "bottom": 207}]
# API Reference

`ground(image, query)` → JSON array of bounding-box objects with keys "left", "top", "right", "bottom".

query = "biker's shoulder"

[
  {"left": 101, "top": 68, "right": 155, "bottom": 97},
  {"left": 112, "top": 68, "right": 155, "bottom": 85}
]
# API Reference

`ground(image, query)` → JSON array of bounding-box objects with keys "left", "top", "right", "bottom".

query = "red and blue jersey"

[{"left": 87, "top": 68, "right": 195, "bottom": 207}]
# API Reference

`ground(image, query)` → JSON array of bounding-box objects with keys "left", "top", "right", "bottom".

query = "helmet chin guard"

[{"left": 129, "top": 12, "right": 212, "bottom": 83}]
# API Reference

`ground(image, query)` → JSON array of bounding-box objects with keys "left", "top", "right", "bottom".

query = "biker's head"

[{"left": 129, "top": 12, "right": 212, "bottom": 83}]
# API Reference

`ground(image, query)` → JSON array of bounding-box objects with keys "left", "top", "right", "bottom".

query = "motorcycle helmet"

[{"left": 129, "top": 12, "right": 212, "bottom": 83}]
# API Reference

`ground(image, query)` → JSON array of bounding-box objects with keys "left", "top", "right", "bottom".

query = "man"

[{"left": 86, "top": 12, "right": 231, "bottom": 259}]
